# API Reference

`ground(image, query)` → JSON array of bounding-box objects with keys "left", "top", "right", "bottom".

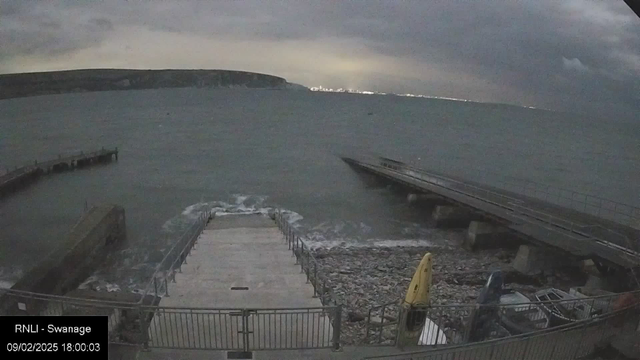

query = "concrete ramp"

[{"left": 147, "top": 214, "right": 333, "bottom": 349}]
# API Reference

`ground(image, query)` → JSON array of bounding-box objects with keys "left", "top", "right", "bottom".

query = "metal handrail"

[
  {"left": 402, "top": 156, "right": 640, "bottom": 227},
  {"left": 366, "top": 289, "right": 639, "bottom": 316},
  {"left": 273, "top": 210, "right": 348, "bottom": 309},
  {"left": 375, "top": 159, "right": 531, "bottom": 216},
  {"left": 401, "top": 166, "right": 524, "bottom": 208},
  {"left": 357, "top": 152, "right": 640, "bottom": 227},
  {"left": 273, "top": 210, "right": 344, "bottom": 350},
  {"left": 3, "top": 278, "right": 637, "bottom": 311},
  {"left": 374, "top": 158, "right": 640, "bottom": 259},
  {"left": 508, "top": 202, "right": 640, "bottom": 261},
  {"left": 139, "top": 210, "right": 212, "bottom": 302}
]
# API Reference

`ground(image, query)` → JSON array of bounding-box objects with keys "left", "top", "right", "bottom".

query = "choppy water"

[{"left": 1, "top": 88, "right": 638, "bottom": 291}]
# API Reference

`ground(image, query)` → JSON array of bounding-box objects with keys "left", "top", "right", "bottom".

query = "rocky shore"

[{"left": 311, "top": 243, "right": 587, "bottom": 345}]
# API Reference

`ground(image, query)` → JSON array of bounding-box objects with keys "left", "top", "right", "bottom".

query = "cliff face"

[{"left": 0, "top": 69, "right": 300, "bottom": 100}]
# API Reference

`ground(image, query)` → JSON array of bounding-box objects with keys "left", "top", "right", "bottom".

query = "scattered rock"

[
  {"left": 383, "top": 314, "right": 397, "bottom": 322},
  {"left": 311, "top": 245, "right": 586, "bottom": 345},
  {"left": 347, "top": 311, "right": 366, "bottom": 322}
]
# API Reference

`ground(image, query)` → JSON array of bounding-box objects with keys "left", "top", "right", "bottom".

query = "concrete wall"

[
  {"left": 1, "top": 205, "right": 126, "bottom": 314},
  {"left": 431, "top": 205, "right": 480, "bottom": 228}
]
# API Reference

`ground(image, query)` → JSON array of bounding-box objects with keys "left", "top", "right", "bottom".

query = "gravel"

[{"left": 311, "top": 244, "right": 587, "bottom": 345}]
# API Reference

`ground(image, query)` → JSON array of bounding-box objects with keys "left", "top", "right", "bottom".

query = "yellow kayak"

[{"left": 398, "top": 252, "right": 433, "bottom": 346}]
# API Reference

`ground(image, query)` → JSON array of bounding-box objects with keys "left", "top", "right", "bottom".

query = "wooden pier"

[{"left": 0, "top": 148, "right": 118, "bottom": 197}]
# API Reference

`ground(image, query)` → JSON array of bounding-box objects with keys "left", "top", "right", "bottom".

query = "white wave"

[
  {"left": 0, "top": 267, "right": 23, "bottom": 289},
  {"left": 164, "top": 195, "right": 306, "bottom": 232},
  {"left": 78, "top": 276, "right": 122, "bottom": 292},
  {"left": 181, "top": 202, "right": 209, "bottom": 217},
  {"left": 163, "top": 202, "right": 211, "bottom": 232},
  {"left": 234, "top": 194, "right": 250, "bottom": 205}
]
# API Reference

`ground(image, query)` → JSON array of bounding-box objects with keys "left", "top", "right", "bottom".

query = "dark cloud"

[
  {"left": 88, "top": 18, "right": 114, "bottom": 32},
  {"left": 0, "top": 1, "right": 113, "bottom": 60},
  {"left": 0, "top": 0, "right": 638, "bottom": 116}
]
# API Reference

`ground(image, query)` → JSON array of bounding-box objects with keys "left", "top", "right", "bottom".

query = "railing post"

[
  {"left": 519, "top": 336, "right": 532, "bottom": 360},
  {"left": 572, "top": 318, "right": 591, "bottom": 359},
  {"left": 305, "top": 250, "right": 311, "bottom": 283},
  {"left": 332, "top": 305, "right": 342, "bottom": 351},
  {"left": 379, "top": 304, "right": 387, "bottom": 345},
  {"left": 312, "top": 262, "right": 318, "bottom": 297},
  {"left": 138, "top": 306, "right": 150, "bottom": 350},
  {"left": 300, "top": 242, "right": 305, "bottom": 273},
  {"left": 241, "top": 309, "right": 251, "bottom": 353},
  {"left": 396, "top": 305, "right": 406, "bottom": 350},
  {"left": 322, "top": 282, "right": 327, "bottom": 305},
  {"left": 547, "top": 331, "right": 560, "bottom": 359}
]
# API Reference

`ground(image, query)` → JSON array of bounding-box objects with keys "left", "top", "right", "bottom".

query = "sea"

[{"left": 0, "top": 88, "right": 638, "bottom": 291}]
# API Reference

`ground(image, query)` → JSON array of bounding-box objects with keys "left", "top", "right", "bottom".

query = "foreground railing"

[
  {"left": 365, "top": 290, "right": 640, "bottom": 347},
  {"left": 376, "top": 155, "right": 640, "bottom": 229},
  {"left": 139, "top": 210, "right": 213, "bottom": 302},
  {"left": 0, "top": 288, "right": 144, "bottom": 344},
  {"left": 0, "top": 210, "right": 345, "bottom": 351},
  {"left": 365, "top": 301, "right": 402, "bottom": 345},
  {"left": 0, "top": 287, "right": 341, "bottom": 350},
  {"left": 362, "top": 302, "right": 640, "bottom": 360},
  {"left": 145, "top": 306, "right": 340, "bottom": 350}
]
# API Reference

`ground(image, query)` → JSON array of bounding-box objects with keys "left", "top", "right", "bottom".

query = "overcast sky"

[{"left": 0, "top": 0, "right": 638, "bottom": 115}]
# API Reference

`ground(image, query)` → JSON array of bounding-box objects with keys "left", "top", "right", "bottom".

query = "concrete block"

[
  {"left": 1, "top": 205, "right": 126, "bottom": 314},
  {"left": 511, "top": 245, "right": 566, "bottom": 275},
  {"left": 580, "top": 259, "right": 600, "bottom": 276},
  {"left": 464, "top": 221, "right": 518, "bottom": 250},
  {"left": 582, "top": 273, "right": 625, "bottom": 292},
  {"left": 584, "top": 274, "right": 606, "bottom": 290},
  {"left": 407, "top": 193, "right": 447, "bottom": 206},
  {"left": 431, "top": 205, "right": 477, "bottom": 228}
]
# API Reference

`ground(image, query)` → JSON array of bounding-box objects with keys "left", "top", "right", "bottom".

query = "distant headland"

[{"left": 0, "top": 69, "right": 307, "bottom": 100}]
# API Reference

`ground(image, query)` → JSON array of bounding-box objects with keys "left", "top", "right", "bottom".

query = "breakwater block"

[
  {"left": 0, "top": 205, "right": 126, "bottom": 314},
  {"left": 465, "top": 221, "right": 520, "bottom": 250},
  {"left": 511, "top": 244, "right": 570, "bottom": 276}
]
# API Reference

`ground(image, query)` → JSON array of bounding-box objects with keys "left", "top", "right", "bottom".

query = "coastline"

[{"left": 0, "top": 68, "right": 303, "bottom": 100}]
